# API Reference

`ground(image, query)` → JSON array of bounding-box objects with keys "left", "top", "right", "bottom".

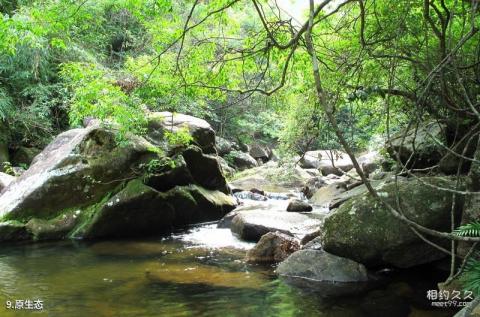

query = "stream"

[{"left": 0, "top": 221, "right": 459, "bottom": 317}]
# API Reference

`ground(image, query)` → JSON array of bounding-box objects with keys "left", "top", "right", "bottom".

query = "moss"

[{"left": 67, "top": 183, "right": 124, "bottom": 238}]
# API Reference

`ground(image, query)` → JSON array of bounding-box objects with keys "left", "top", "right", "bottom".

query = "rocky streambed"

[{"left": 0, "top": 113, "right": 475, "bottom": 316}]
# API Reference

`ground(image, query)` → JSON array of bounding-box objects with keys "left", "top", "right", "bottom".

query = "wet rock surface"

[
  {"left": 231, "top": 209, "right": 323, "bottom": 242},
  {"left": 246, "top": 231, "right": 300, "bottom": 263}
]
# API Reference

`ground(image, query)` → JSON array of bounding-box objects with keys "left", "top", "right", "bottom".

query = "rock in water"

[
  {"left": 231, "top": 210, "right": 323, "bottom": 241},
  {"left": 246, "top": 231, "right": 300, "bottom": 263},
  {"left": 76, "top": 180, "right": 236, "bottom": 239},
  {"left": 0, "top": 126, "right": 154, "bottom": 221},
  {"left": 0, "top": 221, "right": 31, "bottom": 242},
  {"left": 276, "top": 249, "right": 368, "bottom": 282},
  {"left": 321, "top": 177, "right": 463, "bottom": 268},
  {"left": 286, "top": 199, "right": 313, "bottom": 212}
]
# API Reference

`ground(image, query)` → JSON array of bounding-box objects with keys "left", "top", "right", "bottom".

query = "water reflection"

[{"left": 0, "top": 225, "right": 460, "bottom": 317}]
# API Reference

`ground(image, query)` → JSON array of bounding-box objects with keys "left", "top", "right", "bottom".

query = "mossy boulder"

[
  {"left": 143, "top": 156, "right": 194, "bottom": 191},
  {"left": 182, "top": 146, "right": 229, "bottom": 194},
  {"left": 386, "top": 121, "right": 447, "bottom": 169},
  {"left": 0, "top": 126, "right": 156, "bottom": 221},
  {"left": 76, "top": 180, "right": 236, "bottom": 239},
  {"left": 277, "top": 249, "right": 368, "bottom": 283},
  {"left": 321, "top": 177, "right": 463, "bottom": 268},
  {"left": 226, "top": 150, "right": 257, "bottom": 171},
  {"left": 26, "top": 211, "right": 79, "bottom": 240},
  {"left": 0, "top": 221, "right": 31, "bottom": 242},
  {"left": 147, "top": 112, "right": 216, "bottom": 154}
]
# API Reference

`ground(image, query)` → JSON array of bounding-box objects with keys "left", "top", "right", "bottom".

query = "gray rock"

[
  {"left": 276, "top": 249, "right": 368, "bottom": 282},
  {"left": 147, "top": 112, "right": 216, "bottom": 154},
  {"left": 0, "top": 126, "right": 155, "bottom": 221},
  {"left": 286, "top": 199, "right": 312, "bottom": 212},
  {"left": 249, "top": 143, "right": 272, "bottom": 162},
  {"left": 386, "top": 121, "right": 446, "bottom": 169},
  {"left": 229, "top": 162, "right": 312, "bottom": 193},
  {"left": 216, "top": 156, "right": 235, "bottom": 177},
  {"left": 182, "top": 146, "right": 229, "bottom": 194},
  {"left": 321, "top": 177, "right": 463, "bottom": 268},
  {"left": 310, "top": 182, "right": 347, "bottom": 206},
  {"left": 0, "top": 172, "right": 15, "bottom": 192},
  {"left": 234, "top": 191, "right": 267, "bottom": 201},
  {"left": 76, "top": 180, "right": 237, "bottom": 239},
  {"left": 0, "top": 221, "right": 31, "bottom": 242},
  {"left": 26, "top": 211, "right": 79, "bottom": 240},
  {"left": 217, "top": 210, "right": 239, "bottom": 228},
  {"left": 143, "top": 155, "right": 194, "bottom": 191},
  {"left": 299, "top": 150, "right": 354, "bottom": 174},
  {"left": 226, "top": 150, "right": 257, "bottom": 170},
  {"left": 215, "top": 136, "right": 234, "bottom": 156},
  {"left": 246, "top": 231, "right": 300, "bottom": 263},
  {"left": 231, "top": 209, "right": 323, "bottom": 242}
]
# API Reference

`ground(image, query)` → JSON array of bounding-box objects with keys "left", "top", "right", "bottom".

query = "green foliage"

[
  {"left": 454, "top": 222, "right": 480, "bottom": 237},
  {"left": 164, "top": 127, "right": 193, "bottom": 147},
  {"left": 2, "top": 161, "right": 14, "bottom": 176},
  {"left": 456, "top": 223, "right": 480, "bottom": 296},
  {"left": 461, "top": 255, "right": 480, "bottom": 296},
  {"left": 60, "top": 62, "right": 146, "bottom": 139}
]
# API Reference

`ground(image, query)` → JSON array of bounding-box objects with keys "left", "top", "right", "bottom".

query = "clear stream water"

[{"left": 0, "top": 223, "right": 460, "bottom": 317}]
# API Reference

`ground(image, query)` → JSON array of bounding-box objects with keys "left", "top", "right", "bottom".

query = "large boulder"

[
  {"left": 74, "top": 180, "right": 236, "bottom": 239},
  {"left": 230, "top": 162, "right": 312, "bottom": 193},
  {"left": 310, "top": 182, "right": 347, "bottom": 206},
  {"left": 226, "top": 150, "right": 257, "bottom": 170},
  {"left": 181, "top": 146, "right": 229, "bottom": 194},
  {"left": 277, "top": 249, "right": 368, "bottom": 283},
  {"left": 216, "top": 156, "right": 235, "bottom": 177},
  {"left": 321, "top": 177, "right": 463, "bottom": 268},
  {"left": 143, "top": 156, "right": 194, "bottom": 191},
  {"left": 231, "top": 209, "right": 323, "bottom": 242},
  {"left": 0, "top": 172, "right": 15, "bottom": 192},
  {"left": 215, "top": 136, "right": 234, "bottom": 156},
  {"left": 26, "top": 211, "right": 79, "bottom": 241},
  {"left": 286, "top": 199, "right": 313, "bottom": 212},
  {"left": 147, "top": 112, "right": 216, "bottom": 154},
  {"left": 246, "top": 231, "right": 300, "bottom": 263},
  {"left": 299, "top": 150, "right": 353, "bottom": 175},
  {"left": 249, "top": 143, "right": 272, "bottom": 162},
  {"left": 0, "top": 126, "right": 155, "bottom": 221},
  {"left": 0, "top": 221, "right": 31, "bottom": 242},
  {"left": 386, "top": 121, "right": 446, "bottom": 169}
]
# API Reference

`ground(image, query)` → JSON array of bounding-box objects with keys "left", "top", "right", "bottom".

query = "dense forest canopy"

[{"left": 3, "top": 0, "right": 476, "bottom": 154}]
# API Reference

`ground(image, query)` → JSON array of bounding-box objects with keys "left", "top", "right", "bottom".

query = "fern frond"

[{"left": 454, "top": 222, "right": 480, "bottom": 237}]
